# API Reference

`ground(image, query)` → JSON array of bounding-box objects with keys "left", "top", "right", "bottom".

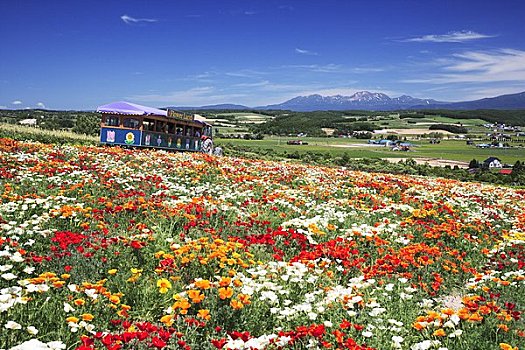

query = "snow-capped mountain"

[
  {"left": 349, "top": 91, "right": 390, "bottom": 102},
  {"left": 259, "top": 91, "right": 443, "bottom": 111},
  {"left": 166, "top": 91, "right": 525, "bottom": 112}
]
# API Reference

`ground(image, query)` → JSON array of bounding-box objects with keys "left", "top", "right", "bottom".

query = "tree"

[
  {"left": 468, "top": 159, "right": 479, "bottom": 169},
  {"left": 73, "top": 115, "right": 100, "bottom": 136},
  {"left": 386, "top": 134, "right": 398, "bottom": 141},
  {"left": 513, "top": 160, "right": 524, "bottom": 173}
]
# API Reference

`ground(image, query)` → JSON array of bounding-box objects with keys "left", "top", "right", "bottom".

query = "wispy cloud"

[
  {"left": 36, "top": 102, "right": 46, "bottom": 108},
  {"left": 183, "top": 71, "right": 217, "bottom": 83},
  {"left": 225, "top": 69, "right": 267, "bottom": 78},
  {"left": 12, "top": 100, "right": 22, "bottom": 105},
  {"left": 283, "top": 63, "right": 342, "bottom": 73},
  {"left": 404, "top": 30, "right": 495, "bottom": 43},
  {"left": 129, "top": 87, "right": 247, "bottom": 105},
  {"left": 233, "top": 80, "right": 272, "bottom": 88},
  {"left": 295, "top": 48, "right": 318, "bottom": 56},
  {"left": 280, "top": 63, "right": 384, "bottom": 75},
  {"left": 405, "top": 49, "right": 525, "bottom": 84},
  {"left": 351, "top": 67, "right": 384, "bottom": 73},
  {"left": 121, "top": 14, "right": 158, "bottom": 25}
]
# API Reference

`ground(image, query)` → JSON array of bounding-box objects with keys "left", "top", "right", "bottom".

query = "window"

[
  {"left": 155, "top": 121, "right": 164, "bottom": 132},
  {"left": 105, "top": 115, "right": 120, "bottom": 127},
  {"left": 143, "top": 119, "right": 155, "bottom": 131},
  {"left": 123, "top": 118, "right": 140, "bottom": 129}
]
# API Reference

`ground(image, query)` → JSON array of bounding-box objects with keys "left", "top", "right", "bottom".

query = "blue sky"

[{"left": 1, "top": 0, "right": 525, "bottom": 110}]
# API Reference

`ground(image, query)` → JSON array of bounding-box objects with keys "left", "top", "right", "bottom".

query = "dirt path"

[
  {"left": 374, "top": 128, "right": 455, "bottom": 135},
  {"left": 382, "top": 157, "right": 469, "bottom": 168}
]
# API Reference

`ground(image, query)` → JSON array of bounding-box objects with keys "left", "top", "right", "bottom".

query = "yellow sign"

[{"left": 167, "top": 109, "right": 194, "bottom": 121}]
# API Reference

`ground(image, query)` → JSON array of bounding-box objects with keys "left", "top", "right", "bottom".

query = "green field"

[
  {"left": 376, "top": 115, "right": 489, "bottom": 133},
  {"left": 202, "top": 112, "right": 275, "bottom": 135},
  {"left": 204, "top": 111, "right": 524, "bottom": 164},
  {"left": 217, "top": 136, "right": 525, "bottom": 164}
]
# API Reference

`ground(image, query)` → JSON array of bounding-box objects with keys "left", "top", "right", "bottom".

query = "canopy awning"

[{"left": 96, "top": 101, "right": 167, "bottom": 116}]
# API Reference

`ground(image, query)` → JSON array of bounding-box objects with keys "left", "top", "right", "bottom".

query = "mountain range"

[{"left": 168, "top": 91, "right": 525, "bottom": 111}]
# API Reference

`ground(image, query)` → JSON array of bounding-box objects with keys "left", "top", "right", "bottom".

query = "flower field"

[{"left": 0, "top": 138, "right": 524, "bottom": 350}]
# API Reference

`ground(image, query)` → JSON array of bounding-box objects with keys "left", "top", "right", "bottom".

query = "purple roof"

[{"left": 96, "top": 101, "right": 167, "bottom": 116}]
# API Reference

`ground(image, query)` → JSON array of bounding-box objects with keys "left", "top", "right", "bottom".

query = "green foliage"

[
  {"left": 429, "top": 124, "right": 468, "bottom": 134},
  {"left": 0, "top": 108, "right": 101, "bottom": 131},
  {"left": 72, "top": 115, "right": 100, "bottom": 136},
  {"left": 386, "top": 134, "right": 399, "bottom": 141},
  {"left": 468, "top": 159, "right": 480, "bottom": 169},
  {"left": 420, "top": 109, "right": 525, "bottom": 126},
  {"left": 253, "top": 111, "right": 379, "bottom": 136}
]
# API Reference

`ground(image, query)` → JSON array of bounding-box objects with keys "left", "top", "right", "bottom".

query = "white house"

[
  {"left": 483, "top": 157, "right": 503, "bottom": 169},
  {"left": 19, "top": 118, "right": 37, "bottom": 126}
]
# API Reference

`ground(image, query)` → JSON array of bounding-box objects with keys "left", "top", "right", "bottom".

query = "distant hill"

[
  {"left": 164, "top": 91, "right": 525, "bottom": 112},
  {"left": 412, "top": 91, "right": 525, "bottom": 110}
]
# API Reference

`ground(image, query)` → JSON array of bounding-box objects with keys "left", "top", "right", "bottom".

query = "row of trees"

[
  {"left": 0, "top": 109, "right": 100, "bottom": 135},
  {"left": 429, "top": 124, "right": 468, "bottom": 134},
  {"left": 421, "top": 109, "right": 525, "bottom": 126}
]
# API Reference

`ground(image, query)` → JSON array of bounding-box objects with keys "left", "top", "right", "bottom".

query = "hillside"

[{"left": 1, "top": 138, "right": 524, "bottom": 350}]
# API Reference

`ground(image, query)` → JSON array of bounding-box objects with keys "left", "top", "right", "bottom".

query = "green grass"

[
  {"left": 216, "top": 137, "right": 525, "bottom": 164},
  {"left": 0, "top": 123, "right": 98, "bottom": 145},
  {"left": 373, "top": 115, "right": 489, "bottom": 133}
]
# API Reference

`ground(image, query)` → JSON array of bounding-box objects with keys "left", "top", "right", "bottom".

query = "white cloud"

[
  {"left": 233, "top": 80, "right": 271, "bottom": 88},
  {"left": 295, "top": 48, "right": 318, "bottom": 56},
  {"left": 0, "top": 106, "right": 7, "bottom": 109},
  {"left": 351, "top": 67, "right": 384, "bottom": 73},
  {"left": 280, "top": 64, "right": 384, "bottom": 74},
  {"left": 12, "top": 100, "right": 22, "bottom": 105},
  {"left": 405, "top": 48, "right": 525, "bottom": 84},
  {"left": 36, "top": 102, "right": 46, "bottom": 108},
  {"left": 225, "top": 69, "right": 267, "bottom": 78},
  {"left": 184, "top": 71, "right": 217, "bottom": 82},
  {"left": 121, "top": 14, "right": 158, "bottom": 24},
  {"left": 283, "top": 63, "right": 342, "bottom": 73},
  {"left": 405, "top": 30, "right": 495, "bottom": 43},
  {"left": 129, "top": 87, "right": 247, "bottom": 105}
]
